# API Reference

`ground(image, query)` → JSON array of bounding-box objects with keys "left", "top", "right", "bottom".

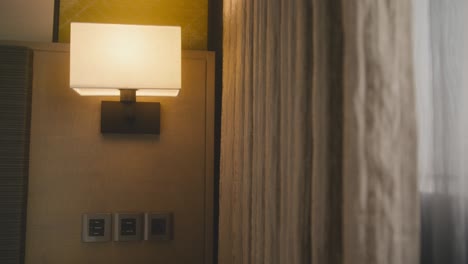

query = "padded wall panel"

[{"left": 0, "top": 45, "right": 32, "bottom": 264}]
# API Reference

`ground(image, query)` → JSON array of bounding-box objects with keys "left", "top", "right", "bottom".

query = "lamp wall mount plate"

[{"left": 100, "top": 101, "right": 160, "bottom": 134}]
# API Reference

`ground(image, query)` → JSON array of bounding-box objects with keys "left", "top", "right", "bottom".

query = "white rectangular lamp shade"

[{"left": 70, "top": 23, "right": 181, "bottom": 96}]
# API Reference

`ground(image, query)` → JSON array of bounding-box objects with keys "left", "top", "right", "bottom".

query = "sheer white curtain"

[{"left": 413, "top": 0, "right": 468, "bottom": 263}]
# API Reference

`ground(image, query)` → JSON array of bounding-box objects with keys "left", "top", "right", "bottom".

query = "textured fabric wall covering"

[
  {"left": 220, "top": 0, "right": 419, "bottom": 263},
  {"left": 0, "top": 46, "right": 32, "bottom": 264},
  {"left": 58, "top": 0, "right": 208, "bottom": 50}
]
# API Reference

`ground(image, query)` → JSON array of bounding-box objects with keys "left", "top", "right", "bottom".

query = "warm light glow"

[
  {"left": 70, "top": 22, "right": 181, "bottom": 96},
  {"left": 72, "top": 88, "right": 179, "bottom": 97}
]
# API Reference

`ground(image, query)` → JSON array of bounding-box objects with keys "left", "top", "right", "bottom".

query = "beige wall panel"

[
  {"left": 22, "top": 44, "right": 214, "bottom": 264},
  {"left": 0, "top": 0, "right": 54, "bottom": 42}
]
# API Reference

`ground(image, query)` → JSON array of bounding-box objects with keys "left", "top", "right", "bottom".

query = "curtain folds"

[
  {"left": 341, "top": 1, "right": 419, "bottom": 264},
  {"left": 220, "top": 0, "right": 313, "bottom": 262},
  {"left": 415, "top": 0, "right": 468, "bottom": 263},
  {"left": 220, "top": 0, "right": 419, "bottom": 263},
  {"left": 311, "top": 1, "right": 344, "bottom": 263}
]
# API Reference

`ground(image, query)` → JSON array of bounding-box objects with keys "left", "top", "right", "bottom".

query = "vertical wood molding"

[
  {"left": 204, "top": 52, "right": 216, "bottom": 264},
  {"left": 0, "top": 45, "right": 33, "bottom": 264},
  {"left": 208, "top": 0, "right": 223, "bottom": 262}
]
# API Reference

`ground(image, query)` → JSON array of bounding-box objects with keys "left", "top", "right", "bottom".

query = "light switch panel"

[
  {"left": 113, "top": 213, "right": 143, "bottom": 241},
  {"left": 144, "top": 212, "right": 172, "bottom": 241},
  {"left": 82, "top": 213, "right": 111, "bottom": 242}
]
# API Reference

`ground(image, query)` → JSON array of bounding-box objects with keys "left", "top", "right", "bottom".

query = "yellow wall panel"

[{"left": 59, "top": 0, "right": 207, "bottom": 50}]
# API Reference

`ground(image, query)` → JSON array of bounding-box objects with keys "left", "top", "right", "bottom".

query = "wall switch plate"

[
  {"left": 144, "top": 212, "right": 172, "bottom": 241},
  {"left": 82, "top": 213, "right": 111, "bottom": 242},
  {"left": 113, "top": 213, "right": 143, "bottom": 241}
]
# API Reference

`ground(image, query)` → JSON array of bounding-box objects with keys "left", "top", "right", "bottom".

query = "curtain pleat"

[
  {"left": 342, "top": 1, "right": 419, "bottom": 264},
  {"left": 220, "top": 0, "right": 313, "bottom": 263},
  {"left": 311, "top": 1, "right": 344, "bottom": 263},
  {"left": 263, "top": 1, "right": 281, "bottom": 263}
]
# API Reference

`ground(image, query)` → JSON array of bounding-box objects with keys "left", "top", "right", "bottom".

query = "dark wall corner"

[{"left": 208, "top": 0, "right": 223, "bottom": 263}]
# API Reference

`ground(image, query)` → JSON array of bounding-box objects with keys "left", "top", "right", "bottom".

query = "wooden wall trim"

[
  {"left": 204, "top": 52, "right": 215, "bottom": 264},
  {"left": 183, "top": 50, "right": 216, "bottom": 264}
]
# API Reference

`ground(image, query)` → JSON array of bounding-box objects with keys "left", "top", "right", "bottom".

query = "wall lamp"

[{"left": 69, "top": 22, "right": 181, "bottom": 134}]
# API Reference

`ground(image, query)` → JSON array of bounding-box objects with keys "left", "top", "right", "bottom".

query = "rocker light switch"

[
  {"left": 113, "top": 213, "right": 143, "bottom": 241},
  {"left": 144, "top": 212, "right": 172, "bottom": 241},
  {"left": 82, "top": 213, "right": 111, "bottom": 242}
]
